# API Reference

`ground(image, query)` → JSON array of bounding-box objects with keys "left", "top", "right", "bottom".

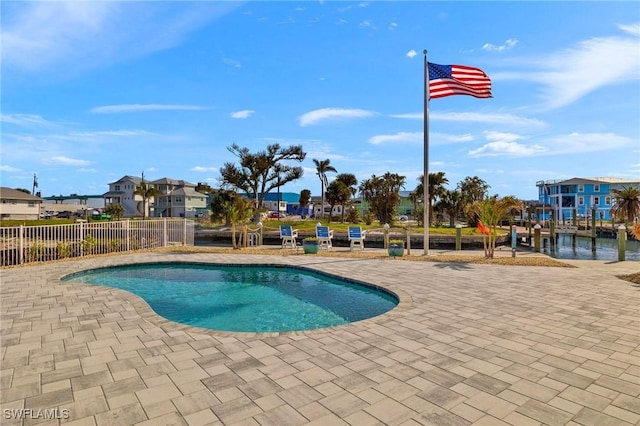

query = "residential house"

[
  {"left": 150, "top": 178, "right": 208, "bottom": 218},
  {"left": 103, "top": 176, "right": 144, "bottom": 217},
  {"left": 0, "top": 187, "right": 43, "bottom": 220},
  {"left": 537, "top": 177, "right": 640, "bottom": 221},
  {"left": 238, "top": 192, "right": 312, "bottom": 217}
]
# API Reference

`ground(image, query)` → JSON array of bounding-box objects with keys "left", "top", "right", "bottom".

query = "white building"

[{"left": 103, "top": 175, "right": 145, "bottom": 217}]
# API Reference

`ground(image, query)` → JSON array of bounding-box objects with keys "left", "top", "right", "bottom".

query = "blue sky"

[{"left": 1, "top": 1, "right": 639, "bottom": 201}]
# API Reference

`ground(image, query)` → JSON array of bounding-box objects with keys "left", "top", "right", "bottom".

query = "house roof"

[
  {"left": 108, "top": 175, "right": 142, "bottom": 185},
  {"left": 150, "top": 178, "right": 196, "bottom": 187},
  {"left": 538, "top": 177, "right": 640, "bottom": 186},
  {"left": 0, "top": 187, "right": 43, "bottom": 202},
  {"left": 168, "top": 187, "right": 207, "bottom": 197}
]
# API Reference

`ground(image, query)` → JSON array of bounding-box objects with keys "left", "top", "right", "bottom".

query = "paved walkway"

[{"left": 1, "top": 252, "right": 639, "bottom": 425}]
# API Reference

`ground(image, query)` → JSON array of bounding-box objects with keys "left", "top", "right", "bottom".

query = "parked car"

[
  {"left": 397, "top": 215, "right": 409, "bottom": 221},
  {"left": 39, "top": 211, "right": 52, "bottom": 219},
  {"left": 57, "top": 211, "right": 73, "bottom": 219},
  {"left": 268, "top": 211, "right": 286, "bottom": 219}
]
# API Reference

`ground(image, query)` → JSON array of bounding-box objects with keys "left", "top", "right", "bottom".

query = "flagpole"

[{"left": 423, "top": 50, "right": 430, "bottom": 255}]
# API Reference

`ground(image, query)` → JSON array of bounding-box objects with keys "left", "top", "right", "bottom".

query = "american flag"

[{"left": 428, "top": 63, "right": 492, "bottom": 99}]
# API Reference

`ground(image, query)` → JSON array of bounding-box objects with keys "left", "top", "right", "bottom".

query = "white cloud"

[
  {"left": 90, "top": 104, "right": 207, "bottom": 114},
  {"left": 191, "top": 166, "right": 218, "bottom": 172},
  {"left": 299, "top": 107, "right": 376, "bottom": 126},
  {"left": 222, "top": 57, "right": 242, "bottom": 68},
  {"left": 495, "top": 25, "right": 640, "bottom": 109},
  {"left": 389, "top": 22, "right": 398, "bottom": 30},
  {"left": 434, "top": 133, "right": 475, "bottom": 144},
  {"left": 469, "top": 141, "right": 547, "bottom": 157},
  {"left": 1, "top": 2, "right": 241, "bottom": 74},
  {"left": 390, "top": 111, "right": 547, "bottom": 128},
  {"left": 0, "top": 113, "right": 59, "bottom": 127},
  {"left": 482, "top": 38, "right": 518, "bottom": 52},
  {"left": 618, "top": 22, "right": 640, "bottom": 36},
  {"left": 0, "top": 165, "right": 22, "bottom": 172},
  {"left": 230, "top": 110, "right": 255, "bottom": 119},
  {"left": 549, "top": 132, "right": 632, "bottom": 153},
  {"left": 359, "top": 20, "right": 374, "bottom": 29},
  {"left": 406, "top": 49, "right": 417, "bottom": 59},
  {"left": 468, "top": 131, "right": 632, "bottom": 158},
  {"left": 44, "top": 156, "right": 93, "bottom": 166},
  {"left": 76, "top": 168, "right": 97, "bottom": 173},
  {"left": 369, "top": 131, "right": 422, "bottom": 145},
  {"left": 469, "top": 131, "right": 547, "bottom": 157}
]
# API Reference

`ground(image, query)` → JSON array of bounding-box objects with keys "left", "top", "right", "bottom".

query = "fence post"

[
  {"left": 163, "top": 218, "right": 168, "bottom": 247},
  {"left": 455, "top": 224, "right": 462, "bottom": 251},
  {"left": 534, "top": 224, "right": 541, "bottom": 252},
  {"left": 406, "top": 227, "right": 411, "bottom": 255},
  {"left": 125, "top": 220, "right": 130, "bottom": 251},
  {"left": 19, "top": 225, "right": 24, "bottom": 265},
  {"left": 183, "top": 218, "right": 187, "bottom": 245},
  {"left": 618, "top": 225, "right": 626, "bottom": 261},
  {"left": 79, "top": 221, "right": 85, "bottom": 257},
  {"left": 383, "top": 223, "right": 390, "bottom": 249}
]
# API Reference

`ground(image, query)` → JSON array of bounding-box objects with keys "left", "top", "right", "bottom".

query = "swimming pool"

[{"left": 63, "top": 262, "right": 398, "bottom": 333}]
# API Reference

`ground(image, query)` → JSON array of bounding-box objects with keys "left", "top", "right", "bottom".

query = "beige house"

[
  {"left": 0, "top": 187, "right": 43, "bottom": 220},
  {"left": 150, "top": 178, "right": 207, "bottom": 218}
]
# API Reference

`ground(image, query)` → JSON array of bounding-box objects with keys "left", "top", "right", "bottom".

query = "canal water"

[{"left": 543, "top": 234, "right": 640, "bottom": 261}]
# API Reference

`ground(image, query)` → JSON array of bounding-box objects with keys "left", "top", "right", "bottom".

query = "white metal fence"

[{"left": 0, "top": 218, "right": 194, "bottom": 267}]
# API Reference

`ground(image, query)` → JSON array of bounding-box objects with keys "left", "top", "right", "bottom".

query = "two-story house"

[
  {"left": 150, "top": 178, "right": 208, "bottom": 218},
  {"left": 103, "top": 175, "right": 145, "bottom": 217},
  {"left": 536, "top": 177, "right": 640, "bottom": 221}
]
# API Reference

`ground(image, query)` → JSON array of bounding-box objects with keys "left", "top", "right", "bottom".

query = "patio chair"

[
  {"left": 348, "top": 226, "right": 366, "bottom": 251},
  {"left": 279, "top": 224, "right": 298, "bottom": 249},
  {"left": 316, "top": 225, "right": 334, "bottom": 250}
]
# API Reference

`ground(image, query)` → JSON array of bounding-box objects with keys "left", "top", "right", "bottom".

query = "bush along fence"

[{"left": 0, "top": 218, "right": 195, "bottom": 267}]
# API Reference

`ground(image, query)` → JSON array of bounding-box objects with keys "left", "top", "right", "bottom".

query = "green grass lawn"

[{"left": 257, "top": 219, "right": 489, "bottom": 235}]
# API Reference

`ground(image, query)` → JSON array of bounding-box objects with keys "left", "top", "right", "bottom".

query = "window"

[
  {"left": 115, "top": 185, "right": 120, "bottom": 191},
  {"left": 578, "top": 196, "right": 584, "bottom": 205},
  {"left": 594, "top": 184, "right": 600, "bottom": 192},
  {"left": 175, "top": 197, "right": 182, "bottom": 203},
  {"left": 28, "top": 202, "right": 35, "bottom": 207},
  {"left": 606, "top": 196, "right": 611, "bottom": 205},
  {"left": 594, "top": 196, "right": 600, "bottom": 206},
  {"left": 578, "top": 184, "right": 584, "bottom": 192}
]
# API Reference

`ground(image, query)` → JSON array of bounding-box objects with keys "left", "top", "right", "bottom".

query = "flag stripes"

[{"left": 428, "top": 63, "right": 492, "bottom": 99}]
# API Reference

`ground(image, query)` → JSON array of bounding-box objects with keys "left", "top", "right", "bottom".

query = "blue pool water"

[{"left": 63, "top": 263, "right": 398, "bottom": 332}]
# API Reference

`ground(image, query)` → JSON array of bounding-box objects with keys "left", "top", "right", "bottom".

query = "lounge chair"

[
  {"left": 348, "top": 226, "right": 366, "bottom": 251},
  {"left": 279, "top": 224, "right": 298, "bottom": 249},
  {"left": 316, "top": 225, "right": 334, "bottom": 250}
]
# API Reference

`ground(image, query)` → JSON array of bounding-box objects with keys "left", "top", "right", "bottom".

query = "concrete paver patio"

[{"left": 1, "top": 251, "right": 639, "bottom": 425}]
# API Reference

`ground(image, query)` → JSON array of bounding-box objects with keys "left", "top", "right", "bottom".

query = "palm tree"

[
  {"left": 415, "top": 172, "right": 449, "bottom": 226},
  {"left": 611, "top": 186, "right": 640, "bottom": 225},
  {"left": 299, "top": 189, "right": 312, "bottom": 219},
  {"left": 436, "top": 189, "right": 465, "bottom": 227},
  {"left": 222, "top": 196, "right": 254, "bottom": 249},
  {"left": 134, "top": 179, "right": 159, "bottom": 220},
  {"left": 468, "top": 195, "right": 519, "bottom": 258},
  {"left": 313, "top": 159, "right": 337, "bottom": 219},
  {"left": 335, "top": 173, "right": 358, "bottom": 222}
]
